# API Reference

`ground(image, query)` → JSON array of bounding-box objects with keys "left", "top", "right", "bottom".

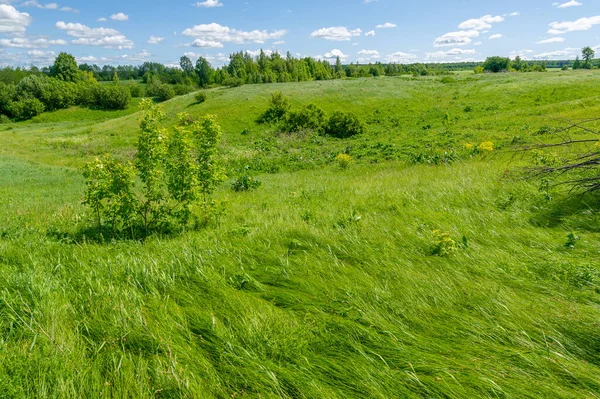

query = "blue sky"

[{"left": 0, "top": 0, "right": 599, "bottom": 67}]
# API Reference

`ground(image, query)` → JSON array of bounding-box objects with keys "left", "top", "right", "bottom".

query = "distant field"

[{"left": 1, "top": 71, "right": 600, "bottom": 398}]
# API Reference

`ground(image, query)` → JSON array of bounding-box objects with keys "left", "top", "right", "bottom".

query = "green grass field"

[{"left": 1, "top": 71, "right": 600, "bottom": 398}]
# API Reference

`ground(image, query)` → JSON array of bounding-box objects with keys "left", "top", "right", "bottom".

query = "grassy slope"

[{"left": 0, "top": 72, "right": 600, "bottom": 398}]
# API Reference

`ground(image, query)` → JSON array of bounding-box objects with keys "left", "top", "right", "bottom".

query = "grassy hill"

[{"left": 1, "top": 71, "right": 599, "bottom": 398}]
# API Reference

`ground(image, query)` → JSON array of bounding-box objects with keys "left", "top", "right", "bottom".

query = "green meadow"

[{"left": 1, "top": 71, "right": 600, "bottom": 398}]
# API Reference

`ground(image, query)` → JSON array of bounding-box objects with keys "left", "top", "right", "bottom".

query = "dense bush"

[
  {"left": 92, "top": 85, "right": 132, "bottom": 110},
  {"left": 8, "top": 98, "right": 45, "bottom": 120},
  {"left": 324, "top": 111, "right": 365, "bottom": 138},
  {"left": 257, "top": 91, "right": 290, "bottom": 124},
  {"left": 195, "top": 91, "right": 207, "bottom": 103},
  {"left": 155, "top": 84, "right": 176, "bottom": 102},
  {"left": 281, "top": 103, "right": 326, "bottom": 133},
  {"left": 483, "top": 57, "right": 511, "bottom": 73},
  {"left": 128, "top": 84, "right": 144, "bottom": 98},
  {"left": 173, "top": 84, "right": 195, "bottom": 96},
  {"left": 16, "top": 75, "right": 76, "bottom": 111},
  {"left": 0, "top": 82, "right": 16, "bottom": 115},
  {"left": 223, "top": 77, "right": 244, "bottom": 87}
]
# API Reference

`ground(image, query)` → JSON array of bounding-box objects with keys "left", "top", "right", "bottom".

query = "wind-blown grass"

[{"left": 1, "top": 72, "right": 600, "bottom": 398}]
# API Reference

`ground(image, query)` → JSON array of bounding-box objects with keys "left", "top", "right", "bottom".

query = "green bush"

[
  {"left": 257, "top": 91, "right": 290, "bottom": 124},
  {"left": 0, "top": 82, "right": 16, "bottom": 115},
  {"left": 281, "top": 103, "right": 326, "bottom": 133},
  {"left": 173, "top": 84, "right": 194, "bottom": 96},
  {"left": 17, "top": 75, "right": 76, "bottom": 111},
  {"left": 474, "top": 66, "right": 485, "bottom": 74},
  {"left": 483, "top": 57, "right": 511, "bottom": 73},
  {"left": 92, "top": 85, "right": 131, "bottom": 110},
  {"left": 128, "top": 84, "right": 144, "bottom": 98},
  {"left": 195, "top": 91, "right": 207, "bottom": 103},
  {"left": 0, "top": 114, "right": 11, "bottom": 124},
  {"left": 8, "top": 98, "right": 45, "bottom": 120},
  {"left": 324, "top": 111, "right": 365, "bottom": 138},
  {"left": 155, "top": 84, "right": 175, "bottom": 102},
  {"left": 223, "top": 77, "right": 244, "bottom": 87}
]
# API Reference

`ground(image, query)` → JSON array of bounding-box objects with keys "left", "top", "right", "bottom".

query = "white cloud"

[
  {"left": 536, "top": 37, "right": 565, "bottom": 44},
  {"left": 0, "top": 37, "right": 66, "bottom": 48},
  {"left": 55, "top": 21, "right": 134, "bottom": 49},
  {"left": 554, "top": 1, "right": 582, "bottom": 8},
  {"left": 386, "top": 51, "right": 417, "bottom": 63},
  {"left": 376, "top": 22, "right": 396, "bottom": 28},
  {"left": 182, "top": 23, "right": 286, "bottom": 47},
  {"left": 195, "top": 0, "right": 223, "bottom": 7},
  {"left": 147, "top": 35, "right": 163, "bottom": 44},
  {"left": 110, "top": 12, "right": 128, "bottom": 21},
  {"left": 365, "top": 30, "right": 375, "bottom": 36},
  {"left": 310, "top": 26, "right": 361, "bottom": 41},
  {"left": 458, "top": 15, "right": 504, "bottom": 31},
  {"left": 489, "top": 33, "right": 503, "bottom": 39},
  {"left": 533, "top": 48, "right": 577, "bottom": 59},
  {"left": 425, "top": 48, "right": 476, "bottom": 60},
  {"left": 358, "top": 49, "right": 379, "bottom": 56},
  {"left": 0, "top": 4, "right": 31, "bottom": 33},
  {"left": 20, "top": 1, "right": 77, "bottom": 12},
  {"left": 548, "top": 16, "right": 600, "bottom": 34},
  {"left": 434, "top": 30, "right": 479, "bottom": 47}
]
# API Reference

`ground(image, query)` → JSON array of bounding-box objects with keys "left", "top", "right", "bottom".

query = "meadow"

[{"left": 1, "top": 71, "right": 599, "bottom": 398}]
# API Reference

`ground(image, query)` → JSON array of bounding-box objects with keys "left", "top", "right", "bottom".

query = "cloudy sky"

[{"left": 0, "top": 0, "right": 599, "bottom": 67}]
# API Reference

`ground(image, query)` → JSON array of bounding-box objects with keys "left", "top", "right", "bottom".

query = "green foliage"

[
  {"left": 483, "top": 56, "right": 511, "bottom": 73},
  {"left": 173, "top": 84, "right": 194, "bottom": 96},
  {"left": 336, "top": 153, "right": 354, "bottom": 169},
  {"left": 561, "top": 65, "right": 569, "bottom": 71},
  {"left": 128, "top": 83, "right": 144, "bottom": 98},
  {"left": 474, "top": 66, "right": 485, "bottom": 74},
  {"left": 92, "top": 84, "right": 132, "bottom": 110},
  {"left": 195, "top": 57, "right": 213, "bottom": 87},
  {"left": 17, "top": 75, "right": 76, "bottom": 111},
  {"left": 565, "top": 232, "right": 580, "bottom": 249},
  {"left": 257, "top": 91, "right": 290, "bottom": 124},
  {"left": 323, "top": 111, "right": 365, "bottom": 138},
  {"left": 195, "top": 91, "right": 207, "bottom": 103},
  {"left": 50, "top": 52, "right": 79, "bottom": 82},
  {"left": 82, "top": 100, "right": 224, "bottom": 236},
  {"left": 155, "top": 84, "right": 176, "bottom": 102},
  {"left": 7, "top": 98, "right": 45, "bottom": 120},
  {"left": 231, "top": 175, "right": 262, "bottom": 191},
  {"left": 573, "top": 56, "right": 582, "bottom": 70},
  {"left": 280, "top": 103, "right": 326, "bottom": 133},
  {"left": 582, "top": 46, "right": 595, "bottom": 68},
  {"left": 223, "top": 77, "right": 244, "bottom": 87}
]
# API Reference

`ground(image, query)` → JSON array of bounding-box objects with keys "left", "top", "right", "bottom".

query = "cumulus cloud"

[
  {"left": 425, "top": 48, "right": 476, "bottom": 60},
  {"left": 386, "top": 51, "right": 417, "bottom": 63},
  {"left": 489, "top": 33, "right": 503, "bottom": 39},
  {"left": 110, "top": 12, "right": 128, "bottom": 21},
  {"left": 182, "top": 23, "right": 286, "bottom": 47},
  {"left": 195, "top": 0, "right": 223, "bottom": 7},
  {"left": 376, "top": 22, "right": 396, "bottom": 28},
  {"left": 310, "top": 26, "right": 361, "bottom": 41},
  {"left": 548, "top": 16, "right": 600, "bottom": 34},
  {"left": 0, "top": 4, "right": 31, "bottom": 33},
  {"left": 147, "top": 35, "right": 164, "bottom": 44},
  {"left": 458, "top": 15, "right": 504, "bottom": 31},
  {"left": 0, "top": 37, "right": 66, "bottom": 48},
  {"left": 55, "top": 21, "right": 134, "bottom": 49},
  {"left": 434, "top": 30, "right": 479, "bottom": 47},
  {"left": 365, "top": 30, "right": 375, "bottom": 36},
  {"left": 20, "top": 1, "right": 78, "bottom": 12}
]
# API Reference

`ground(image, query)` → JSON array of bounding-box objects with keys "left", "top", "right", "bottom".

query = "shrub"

[
  {"left": 195, "top": 91, "right": 207, "bottom": 103},
  {"left": 223, "top": 77, "right": 244, "bottom": 87},
  {"left": 474, "top": 66, "right": 485, "bottom": 74},
  {"left": 257, "top": 91, "right": 290, "bottom": 124},
  {"left": 561, "top": 65, "right": 569, "bottom": 71},
  {"left": 8, "top": 98, "right": 45, "bottom": 120},
  {"left": 173, "top": 84, "right": 194, "bottom": 96},
  {"left": 128, "top": 84, "right": 144, "bottom": 98},
  {"left": 336, "top": 153, "right": 354, "bottom": 169},
  {"left": 92, "top": 85, "right": 131, "bottom": 110},
  {"left": 17, "top": 75, "right": 76, "bottom": 111},
  {"left": 324, "top": 111, "right": 365, "bottom": 138},
  {"left": 0, "top": 114, "right": 11, "bottom": 124},
  {"left": 231, "top": 175, "right": 262, "bottom": 192},
  {"left": 281, "top": 103, "right": 326, "bottom": 133},
  {"left": 155, "top": 84, "right": 175, "bottom": 102},
  {"left": 483, "top": 57, "right": 511, "bottom": 73},
  {"left": 440, "top": 76, "right": 456, "bottom": 84},
  {"left": 431, "top": 230, "right": 457, "bottom": 256},
  {"left": 0, "top": 82, "right": 16, "bottom": 114},
  {"left": 82, "top": 100, "right": 225, "bottom": 237}
]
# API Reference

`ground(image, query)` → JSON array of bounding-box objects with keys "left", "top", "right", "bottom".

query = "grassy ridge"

[{"left": 1, "top": 72, "right": 600, "bottom": 398}]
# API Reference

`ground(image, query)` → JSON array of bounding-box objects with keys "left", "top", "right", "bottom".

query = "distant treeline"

[{"left": 0, "top": 50, "right": 590, "bottom": 88}]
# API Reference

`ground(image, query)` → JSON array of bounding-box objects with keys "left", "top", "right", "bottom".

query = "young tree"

[
  {"left": 573, "top": 56, "right": 582, "bottom": 70},
  {"left": 50, "top": 52, "right": 79, "bottom": 82},
  {"left": 582, "top": 46, "right": 595, "bottom": 69},
  {"left": 195, "top": 57, "right": 213, "bottom": 87},
  {"left": 180, "top": 56, "right": 194, "bottom": 75}
]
